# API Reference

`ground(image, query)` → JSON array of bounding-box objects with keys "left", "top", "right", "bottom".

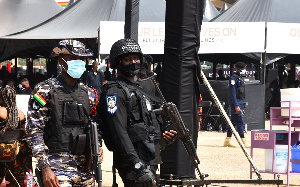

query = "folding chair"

[
  {"left": 205, "top": 101, "right": 226, "bottom": 131},
  {"left": 198, "top": 101, "right": 212, "bottom": 130},
  {"left": 0, "top": 129, "right": 25, "bottom": 187}
]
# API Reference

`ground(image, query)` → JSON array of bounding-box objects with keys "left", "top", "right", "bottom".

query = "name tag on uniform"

[{"left": 106, "top": 93, "right": 118, "bottom": 114}]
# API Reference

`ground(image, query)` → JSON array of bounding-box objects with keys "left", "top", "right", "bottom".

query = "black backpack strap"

[
  {"left": 115, "top": 81, "right": 132, "bottom": 120},
  {"left": 116, "top": 80, "right": 161, "bottom": 104}
]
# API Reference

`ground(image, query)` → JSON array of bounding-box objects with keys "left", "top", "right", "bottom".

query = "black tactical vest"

[
  {"left": 101, "top": 81, "right": 161, "bottom": 163},
  {"left": 44, "top": 83, "right": 90, "bottom": 153},
  {"left": 233, "top": 74, "right": 245, "bottom": 99}
]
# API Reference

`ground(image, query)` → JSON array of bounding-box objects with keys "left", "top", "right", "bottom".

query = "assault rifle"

[
  {"left": 88, "top": 119, "right": 103, "bottom": 187},
  {"left": 149, "top": 76, "right": 208, "bottom": 181}
]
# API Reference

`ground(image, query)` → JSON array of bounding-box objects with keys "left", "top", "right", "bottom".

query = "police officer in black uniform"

[
  {"left": 223, "top": 61, "right": 250, "bottom": 148},
  {"left": 138, "top": 54, "right": 156, "bottom": 96},
  {"left": 98, "top": 38, "right": 177, "bottom": 187}
]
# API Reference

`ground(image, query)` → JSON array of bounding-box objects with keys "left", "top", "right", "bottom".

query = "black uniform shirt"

[{"left": 101, "top": 76, "right": 142, "bottom": 167}]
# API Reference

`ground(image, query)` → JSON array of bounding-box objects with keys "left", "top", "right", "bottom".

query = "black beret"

[{"left": 235, "top": 61, "right": 246, "bottom": 68}]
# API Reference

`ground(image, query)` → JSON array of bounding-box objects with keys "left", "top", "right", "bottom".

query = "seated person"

[{"left": 0, "top": 87, "right": 32, "bottom": 186}]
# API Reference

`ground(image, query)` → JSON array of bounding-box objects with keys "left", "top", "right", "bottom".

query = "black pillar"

[
  {"left": 124, "top": 0, "right": 139, "bottom": 41},
  {"left": 161, "top": 0, "right": 204, "bottom": 179}
]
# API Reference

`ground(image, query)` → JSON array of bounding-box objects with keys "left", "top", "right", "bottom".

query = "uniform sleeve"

[
  {"left": 26, "top": 83, "right": 51, "bottom": 168},
  {"left": 229, "top": 77, "right": 238, "bottom": 107},
  {"left": 103, "top": 87, "right": 140, "bottom": 165}
]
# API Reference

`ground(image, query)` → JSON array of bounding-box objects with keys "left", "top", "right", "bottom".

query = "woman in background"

[{"left": 0, "top": 87, "right": 32, "bottom": 186}]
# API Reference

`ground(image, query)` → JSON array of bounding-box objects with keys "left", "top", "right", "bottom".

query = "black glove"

[{"left": 127, "top": 162, "right": 156, "bottom": 186}]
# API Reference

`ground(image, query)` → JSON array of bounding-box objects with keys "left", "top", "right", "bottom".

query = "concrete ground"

[{"left": 100, "top": 120, "right": 300, "bottom": 187}]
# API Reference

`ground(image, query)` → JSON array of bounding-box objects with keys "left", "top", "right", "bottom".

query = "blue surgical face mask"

[
  {"left": 241, "top": 69, "right": 246, "bottom": 75},
  {"left": 62, "top": 58, "right": 86, "bottom": 79},
  {"left": 97, "top": 65, "right": 101, "bottom": 71}
]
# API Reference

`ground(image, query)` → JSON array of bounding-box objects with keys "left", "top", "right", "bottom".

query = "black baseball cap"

[{"left": 235, "top": 61, "right": 246, "bottom": 69}]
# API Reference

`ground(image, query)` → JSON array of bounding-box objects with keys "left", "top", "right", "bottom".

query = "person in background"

[
  {"left": 18, "top": 78, "right": 33, "bottom": 94},
  {"left": 104, "top": 66, "right": 112, "bottom": 81},
  {"left": 224, "top": 61, "right": 250, "bottom": 148},
  {"left": 138, "top": 54, "right": 157, "bottom": 96},
  {"left": 111, "top": 69, "right": 117, "bottom": 80},
  {"left": 0, "top": 66, "right": 11, "bottom": 86},
  {"left": 98, "top": 38, "right": 177, "bottom": 187},
  {"left": 0, "top": 87, "right": 32, "bottom": 186},
  {"left": 154, "top": 64, "right": 163, "bottom": 88},
  {"left": 198, "top": 94, "right": 203, "bottom": 131},
  {"left": 26, "top": 40, "right": 103, "bottom": 187},
  {"left": 85, "top": 60, "right": 104, "bottom": 98},
  {"left": 6, "top": 81, "right": 15, "bottom": 89},
  {"left": 217, "top": 69, "right": 226, "bottom": 80}
]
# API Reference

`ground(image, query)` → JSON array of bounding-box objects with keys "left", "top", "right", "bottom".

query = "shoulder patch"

[
  {"left": 106, "top": 93, "right": 118, "bottom": 114},
  {"left": 33, "top": 92, "right": 47, "bottom": 107},
  {"left": 231, "top": 79, "right": 235, "bottom": 85}
]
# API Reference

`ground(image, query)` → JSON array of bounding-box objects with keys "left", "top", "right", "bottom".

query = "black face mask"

[{"left": 119, "top": 63, "right": 141, "bottom": 77}]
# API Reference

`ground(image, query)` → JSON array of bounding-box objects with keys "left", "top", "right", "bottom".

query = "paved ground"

[{"left": 100, "top": 120, "right": 300, "bottom": 187}]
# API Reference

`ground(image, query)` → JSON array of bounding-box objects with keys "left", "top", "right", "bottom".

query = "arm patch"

[{"left": 106, "top": 93, "right": 118, "bottom": 115}]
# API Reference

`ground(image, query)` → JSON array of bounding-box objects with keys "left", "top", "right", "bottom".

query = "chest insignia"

[{"left": 231, "top": 79, "right": 236, "bottom": 85}]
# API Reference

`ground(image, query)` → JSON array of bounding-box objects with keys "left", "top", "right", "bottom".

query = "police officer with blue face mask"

[
  {"left": 26, "top": 40, "right": 103, "bottom": 187},
  {"left": 224, "top": 61, "right": 250, "bottom": 148}
]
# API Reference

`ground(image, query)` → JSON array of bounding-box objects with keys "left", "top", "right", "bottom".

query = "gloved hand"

[{"left": 128, "top": 162, "right": 156, "bottom": 186}]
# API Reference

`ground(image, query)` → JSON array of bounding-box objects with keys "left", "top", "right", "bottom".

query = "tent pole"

[
  {"left": 97, "top": 27, "right": 101, "bottom": 63},
  {"left": 124, "top": 0, "right": 139, "bottom": 41},
  {"left": 213, "top": 62, "right": 217, "bottom": 80},
  {"left": 265, "top": 64, "right": 269, "bottom": 85},
  {"left": 14, "top": 58, "right": 18, "bottom": 82},
  {"left": 260, "top": 53, "right": 266, "bottom": 84},
  {"left": 230, "top": 62, "right": 234, "bottom": 77}
]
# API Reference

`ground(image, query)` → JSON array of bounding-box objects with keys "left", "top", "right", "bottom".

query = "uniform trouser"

[
  {"left": 47, "top": 152, "right": 94, "bottom": 187},
  {"left": 227, "top": 102, "right": 245, "bottom": 138},
  {"left": 117, "top": 165, "right": 158, "bottom": 187}
]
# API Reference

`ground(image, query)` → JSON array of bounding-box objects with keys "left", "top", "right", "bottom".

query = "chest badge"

[
  {"left": 106, "top": 93, "right": 118, "bottom": 114},
  {"left": 231, "top": 79, "right": 236, "bottom": 85}
]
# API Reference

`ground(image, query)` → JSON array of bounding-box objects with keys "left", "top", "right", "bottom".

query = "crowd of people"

[
  {"left": 1, "top": 37, "right": 299, "bottom": 186},
  {"left": 0, "top": 39, "right": 166, "bottom": 187}
]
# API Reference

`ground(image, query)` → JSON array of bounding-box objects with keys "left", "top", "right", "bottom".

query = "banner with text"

[
  {"left": 199, "top": 22, "right": 265, "bottom": 54},
  {"left": 99, "top": 21, "right": 265, "bottom": 54},
  {"left": 266, "top": 22, "right": 300, "bottom": 54},
  {"left": 100, "top": 21, "right": 165, "bottom": 54}
]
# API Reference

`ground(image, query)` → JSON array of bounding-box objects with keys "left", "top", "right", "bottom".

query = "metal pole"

[
  {"left": 97, "top": 27, "right": 101, "bottom": 63},
  {"left": 124, "top": 0, "right": 139, "bottom": 41},
  {"left": 200, "top": 70, "right": 262, "bottom": 180}
]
